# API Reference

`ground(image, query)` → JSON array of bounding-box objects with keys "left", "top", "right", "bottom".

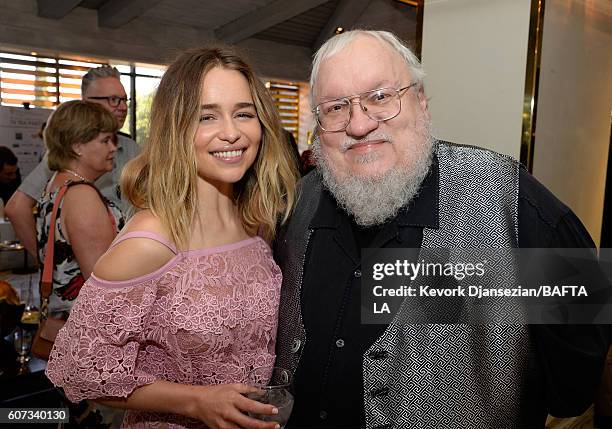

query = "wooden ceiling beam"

[
  {"left": 37, "top": 0, "right": 83, "bottom": 19},
  {"left": 98, "top": 0, "right": 163, "bottom": 28},
  {"left": 215, "top": 0, "right": 330, "bottom": 44},
  {"left": 313, "top": 0, "right": 371, "bottom": 49}
]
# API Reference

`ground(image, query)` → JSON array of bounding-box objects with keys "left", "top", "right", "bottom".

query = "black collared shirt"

[{"left": 287, "top": 159, "right": 609, "bottom": 429}]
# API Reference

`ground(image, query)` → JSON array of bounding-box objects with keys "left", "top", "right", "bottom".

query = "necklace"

[{"left": 64, "top": 169, "right": 90, "bottom": 182}]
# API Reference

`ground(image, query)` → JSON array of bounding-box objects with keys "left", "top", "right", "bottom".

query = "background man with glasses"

[
  {"left": 274, "top": 30, "right": 610, "bottom": 428},
  {"left": 5, "top": 65, "right": 140, "bottom": 257}
]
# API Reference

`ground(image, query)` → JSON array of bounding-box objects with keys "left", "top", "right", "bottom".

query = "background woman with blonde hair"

[
  {"left": 37, "top": 100, "right": 123, "bottom": 317},
  {"left": 46, "top": 46, "right": 298, "bottom": 429}
]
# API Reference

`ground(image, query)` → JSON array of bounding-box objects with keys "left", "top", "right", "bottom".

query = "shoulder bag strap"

[{"left": 40, "top": 184, "right": 69, "bottom": 317}]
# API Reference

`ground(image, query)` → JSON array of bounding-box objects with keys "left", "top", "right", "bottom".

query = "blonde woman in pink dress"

[{"left": 46, "top": 47, "right": 299, "bottom": 429}]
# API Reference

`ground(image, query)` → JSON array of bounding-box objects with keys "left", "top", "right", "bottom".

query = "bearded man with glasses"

[
  {"left": 274, "top": 30, "right": 610, "bottom": 429},
  {"left": 5, "top": 65, "right": 140, "bottom": 258}
]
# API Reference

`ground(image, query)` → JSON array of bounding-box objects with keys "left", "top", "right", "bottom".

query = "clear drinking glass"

[
  {"left": 20, "top": 274, "right": 40, "bottom": 326},
  {"left": 13, "top": 325, "right": 32, "bottom": 364},
  {"left": 246, "top": 366, "right": 294, "bottom": 428}
]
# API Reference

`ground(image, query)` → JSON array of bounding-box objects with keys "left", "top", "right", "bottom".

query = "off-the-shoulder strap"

[{"left": 110, "top": 231, "right": 178, "bottom": 254}]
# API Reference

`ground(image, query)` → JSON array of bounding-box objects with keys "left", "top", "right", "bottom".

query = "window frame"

[{"left": 0, "top": 50, "right": 163, "bottom": 142}]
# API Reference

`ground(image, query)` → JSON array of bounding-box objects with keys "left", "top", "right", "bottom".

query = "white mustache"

[{"left": 340, "top": 132, "right": 393, "bottom": 153}]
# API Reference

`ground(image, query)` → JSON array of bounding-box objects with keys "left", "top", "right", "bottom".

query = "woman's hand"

[
  {"left": 96, "top": 380, "right": 281, "bottom": 429},
  {"left": 187, "top": 383, "right": 280, "bottom": 429}
]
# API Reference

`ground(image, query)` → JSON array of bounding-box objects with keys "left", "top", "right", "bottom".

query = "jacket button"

[
  {"left": 371, "top": 386, "right": 389, "bottom": 397},
  {"left": 319, "top": 410, "right": 328, "bottom": 420},
  {"left": 368, "top": 349, "right": 389, "bottom": 360},
  {"left": 291, "top": 338, "right": 301, "bottom": 353},
  {"left": 353, "top": 269, "right": 361, "bottom": 278},
  {"left": 335, "top": 339, "right": 345, "bottom": 348}
]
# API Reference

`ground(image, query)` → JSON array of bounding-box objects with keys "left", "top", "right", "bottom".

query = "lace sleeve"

[{"left": 45, "top": 277, "right": 158, "bottom": 403}]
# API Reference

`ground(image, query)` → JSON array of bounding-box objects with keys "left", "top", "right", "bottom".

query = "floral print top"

[
  {"left": 36, "top": 178, "right": 125, "bottom": 315},
  {"left": 46, "top": 231, "right": 281, "bottom": 428}
]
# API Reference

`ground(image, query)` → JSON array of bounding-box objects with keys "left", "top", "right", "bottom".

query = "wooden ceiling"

[
  {"left": 17, "top": 0, "right": 418, "bottom": 80},
  {"left": 36, "top": 0, "right": 376, "bottom": 49}
]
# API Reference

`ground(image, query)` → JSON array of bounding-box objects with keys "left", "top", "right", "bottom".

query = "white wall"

[
  {"left": 421, "top": 0, "right": 532, "bottom": 159},
  {"left": 532, "top": 0, "right": 612, "bottom": 247}
]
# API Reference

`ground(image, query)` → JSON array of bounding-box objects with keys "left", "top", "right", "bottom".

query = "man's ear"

[{"left": 417, "top": 87, "right": 430, "bottom": 120}]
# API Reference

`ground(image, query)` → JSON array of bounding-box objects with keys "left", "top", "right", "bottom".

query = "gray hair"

[
  {"left": 81, "top": 65, "right": 122, "bottom": 96},
  {"left": 310, "top": 30, "right": 426, "bottom": 107}
]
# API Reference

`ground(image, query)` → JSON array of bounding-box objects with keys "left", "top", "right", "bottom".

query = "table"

[
  {"left": 0, "top": 219, "right": 37, "bottom": 273},
  {"left": 0, "top": 337, "right": 61, "bottom": 429}
]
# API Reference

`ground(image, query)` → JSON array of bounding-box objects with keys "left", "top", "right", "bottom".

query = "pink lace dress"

[{"left": 45, "top": 231, "right": 282, "bottom": 429}]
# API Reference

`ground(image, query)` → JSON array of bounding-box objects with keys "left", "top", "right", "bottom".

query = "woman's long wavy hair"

[{"left": 121, "top": 46, "right": 299, "bottom": 247}]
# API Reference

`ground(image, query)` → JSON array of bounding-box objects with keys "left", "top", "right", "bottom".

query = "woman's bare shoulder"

[
  {"left": 61, "top": 183, "right": 106, "bottom": 212},
  {"left": 93, "top": 210, "right": 178, "bottom": 282}
]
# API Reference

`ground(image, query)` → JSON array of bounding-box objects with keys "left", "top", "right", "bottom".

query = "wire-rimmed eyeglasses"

[
  {"left": 313, "top": 83, "right": 417, "bottom": 132},
  {"left": 87, "top": 95, "right": 130, "bottom": 107}
]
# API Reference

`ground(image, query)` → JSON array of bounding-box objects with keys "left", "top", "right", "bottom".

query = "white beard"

[{"left": 313, "top": 121, "right": 435, "bottom": 227}]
